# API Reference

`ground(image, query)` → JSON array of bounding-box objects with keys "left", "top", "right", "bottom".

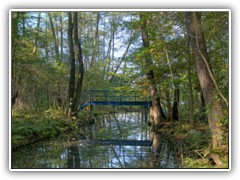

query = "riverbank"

[
  {"left": 157, "top": 120, "right": 229, "bottom": 168},
  {"left": 11, "top": 109, "right": 72, "bottom": 150}
]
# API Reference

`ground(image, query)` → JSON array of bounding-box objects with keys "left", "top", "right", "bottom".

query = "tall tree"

[
  {"left": 49, "top": 13, "right": 60, "bottom": 62},
  {"left": 32, "top": 12, "right": 41, "bottom": 54},
  {"left": 91, "top": 12, "right": 100, "bottom": 66},
  {"left": 60, "top": 13, "right": 64, "bottom": 62},
  {"left": 186, "top": 33, "right": 195, "bottom": 125},
  {"left": 139, "top": 13, "right": 166, "bottom": 130},
  {"left": 172, "top": 81, "right": 180, "bottom": 121},
  {"left": 11, "top": 12, "right": 21, "bottom": 106},
  {"left": 73, "top": 12, "right": 84, "bottom": 112},
  {"left": 67, "top": 12, "right": 85, "bottom": 119},
  {"left": 185, "top": 12, "right": 225, "bottom": 165},
  {"left": 67, "top": 12, "right": 75, "bottom": 119}
]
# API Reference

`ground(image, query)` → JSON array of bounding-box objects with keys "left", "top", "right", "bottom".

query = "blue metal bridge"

[{"left": 78, "top": 90, "right": 151, "bottom": 111}]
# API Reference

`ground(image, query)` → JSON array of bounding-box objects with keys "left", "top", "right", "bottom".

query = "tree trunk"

[
  {"left": 91, "top": 12, "right": 100, "bottom": 66},
  {"left": 172, "top": 82, "right": 180, "bottom": 121},
  {"left": 165, "top": 90, "right": 172, "bottom": 121},
  {"left": 12, "top": 91, "right": 19, "bottom": 107},
  {"left": 67, "top": 12, "right": 75, "bottom": 119},
  {"left": 109, "top": 30, "right": 135, "bottom": 83},
  {"left": 49, "top": 13, "right": 60, "bottom": 62},
  {"left": 21, "top": 13, "right": 26, "bottom": 36},
  {"left": 186, "top": 34, "right": 195, "bottom": 125},
  {"left": 185, "top": 12, "right": 224, "bottom": 151},
  {"left": 60, "top": 13, "right": 64, "bottom": 62},
  {"left": 73, "top": 12, "right": 84, "bottom": 112},
  {"left": 199, "top": 90, "right": 207, "bottom": 121},
  {"left": 140, "top": 14, "right": 166, "bottom": 129},
  {"left": 33, "top": 12, "right": 41, "bottom": 54}
]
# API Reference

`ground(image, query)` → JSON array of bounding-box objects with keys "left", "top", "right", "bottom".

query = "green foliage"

[
  {"left": 12, "top": 110, "right": 71, "bottom": 149},
  {"left": 220, "top": 106, "right": 229, "bottom": 126},
  {"left": 182, "top": 157, "right": 215, "bottom": 168},
  {"left": 182, "top": 146, "right": 229, "bottom": 168},
  {"left": 186, "top": 129, "right": 211, "bottom": 150}
]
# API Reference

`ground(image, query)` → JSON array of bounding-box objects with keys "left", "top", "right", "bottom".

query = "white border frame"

[{"left": 9, "top": 9, "right": 231, "bottom": 172}]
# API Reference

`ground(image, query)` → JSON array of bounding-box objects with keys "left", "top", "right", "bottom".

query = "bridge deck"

[
  {"left": 91, "top": 101, "right": 150, "bottom": 106},
  {"left": 78, "top": 90, "right": 151, "bottom": 111}
]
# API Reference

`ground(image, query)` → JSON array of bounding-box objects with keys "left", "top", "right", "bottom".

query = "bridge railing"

[
  {"left": 82, "top": 90, "right": 150, "bottom": 103},
  {"left": 78, "top": 90, "right": 151, "bottom": 111}
]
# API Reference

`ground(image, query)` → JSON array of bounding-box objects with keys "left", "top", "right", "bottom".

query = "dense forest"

[{"left": 11, "top": 11, "right": 229, "bottom": 169}]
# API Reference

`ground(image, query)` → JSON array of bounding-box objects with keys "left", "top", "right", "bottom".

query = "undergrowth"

[{"left": 11, "top": 109, "right": 72, "bottom": 149}]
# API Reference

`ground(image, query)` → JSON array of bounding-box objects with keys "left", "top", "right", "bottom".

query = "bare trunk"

[
  {"left": 49, "top": 13, "right": 60, "bottom": 62},
  {"left": 33, "top": 12, "right": 41, "bottom": 54},
  {"left": 73, "top": 12, "right": 84, "bottom": 112},
  {"left": 109, "top": 31, "right": 135, "bottom": 83},
  {"left": 185, "top": 12, "right": 224, "bottom": 151},
  {"left": 91, "top": 12, "right": 100, "bottom": 66},
  {"left": 67, "top": 12, "right": 75, "bottom": 119},
  {"left": 165, "top": 90, "right": 172, "bottom": 121},
  {"left": 172, "top": 82, "right": 180, "bottom": 121},
  {"left": 60, "top": 13, "right": 64, "bottom": 62},
  {"left": 186, "top": 34, "right": 195, "bottom": 125}
]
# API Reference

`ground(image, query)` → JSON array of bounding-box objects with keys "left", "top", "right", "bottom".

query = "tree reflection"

[
  {"left": 67, "top": 142, "right": 80, "bottom": 168},
  {"left": 151, "top": 129, "right": 179, "bottom": 168},
  {"left": 12, "top": 111, "right": 180, "bottom": 169}
]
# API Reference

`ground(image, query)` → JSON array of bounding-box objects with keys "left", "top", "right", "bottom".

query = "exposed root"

[{"left": 209, "top": 153, "right": 223, "bottom": 167}]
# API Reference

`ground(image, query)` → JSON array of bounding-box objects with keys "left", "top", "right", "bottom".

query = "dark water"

[{"left": 12, "top": 111, "right": 180, "bottom": 169}]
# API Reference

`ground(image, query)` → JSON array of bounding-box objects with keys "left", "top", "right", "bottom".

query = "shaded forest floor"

[{"left": 159, "top": 120, "right": 229, "bottom": 168}]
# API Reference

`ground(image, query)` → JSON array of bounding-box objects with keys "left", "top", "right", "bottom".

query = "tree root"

[
  {"left": 193, "top": 144, "right": 223, "bottom": 167},
  {"left": 209, "top": 153, "right": 223, "bottom": 167}
]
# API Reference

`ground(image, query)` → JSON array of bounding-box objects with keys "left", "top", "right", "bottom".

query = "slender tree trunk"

[
  {"left": 22, "top": 13, "right": 26, "bottom": 36},
  {"left": 111, "top": 25, "right": 115, "bottom": 73},
  {"left": 49, "top": 13, "right": 60, "bottom": 62},
  {"left": 12, "top": 13, "right": 21, "bottom": 107},
  {"left": 12, "top": 12, "right": 20, "bottom": 59},
  {"left": 109, "top": 31, "right": 135, "bottom": 83},
  {"left": 91, "top": 12, "right": 100, "bottom": 66},
  {"left": 67, "top": 12, "right": 75, "bottom": 119},
  {"left": 165, "top": 90, "right": 172, "bottom": 121},
  {"left": 186, "top": 34, "right": 195, "bottom": 125},
  {"left": 60, "top": 13, "right": 64, "bottom": 62},
  {"left": 185, "top": 12, "right": 224, "bottom": 152},
  {"left": 105, "top": 38, "right": 112, "bottom": 80},
  {"left": 172, "top": 82, "right": 180, "bottom": 121},
  {"left": 73, "top": 12, "right": 84, "bottom": 112},
  {"left": 45, "top": 16, "right": 49, "bottom": 62},
  {"left": 33, "top": 12, "right": 41, "bottom": 54}
]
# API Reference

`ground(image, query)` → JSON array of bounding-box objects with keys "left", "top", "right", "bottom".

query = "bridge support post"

[{"left": 89, "top": 105, "right": 94, "bottom": 123}]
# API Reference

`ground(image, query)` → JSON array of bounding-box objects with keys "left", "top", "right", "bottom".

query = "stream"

[{"left": 12, "top": 111, "right": 181, "bottom": 169}]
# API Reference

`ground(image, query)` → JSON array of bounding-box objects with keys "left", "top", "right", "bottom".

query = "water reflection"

[
  {"left": 151, "top": 132, "right": 180, "bottom": 168},
  {"left": 12, "top": 111, "right": 180, "bottom": 169}
]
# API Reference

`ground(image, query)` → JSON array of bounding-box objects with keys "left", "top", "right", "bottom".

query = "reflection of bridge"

[
  {"left": 80, "top": 139, "right": 152, "bottom": 146},
  {"left": 78, "top": 90, "right": 151, "bottom": 111}
]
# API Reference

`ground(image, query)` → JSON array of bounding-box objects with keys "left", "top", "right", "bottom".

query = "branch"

[{"left": 195, "top": 34, "right": 228, "bottom": 107}]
